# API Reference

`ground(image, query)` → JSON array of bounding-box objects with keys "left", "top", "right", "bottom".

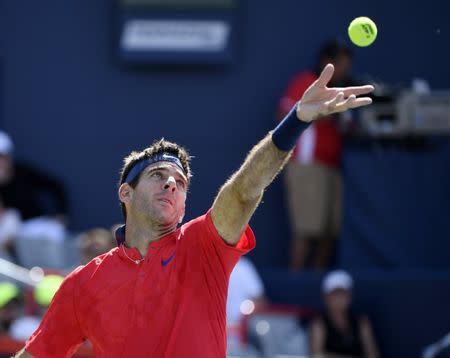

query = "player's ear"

[{"left": 118, "top": 183, "right": 133, "bottom": 204}]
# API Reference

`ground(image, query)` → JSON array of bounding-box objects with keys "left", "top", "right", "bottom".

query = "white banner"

[{"left": 121, "top": 19, "right": 230, "bottom": 52}]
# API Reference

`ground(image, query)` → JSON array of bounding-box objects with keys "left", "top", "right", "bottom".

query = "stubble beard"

[{"left": 146, "top": 201, "right": 180, "bottom": 232}]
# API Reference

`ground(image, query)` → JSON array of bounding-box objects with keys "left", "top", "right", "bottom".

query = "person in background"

[
  {"left": 9, "top": 275, "right": 64, "bottom": 342},
  {"left": 0, "top": 131, "right": 70, "bottom": 250},
  {"left": 278, "top": 40, "right": 354, "bottom": 270},
  {"left": 227, "top": 256, "right": 265, "bottom": 352},
  {"left": 0, "top": 131, "right": 69, "bottom": 224},
  {"left": 0, "top": 198, "right": 21, "bottom": 261},
  {"left": 0, "top": 282, "right": 22, "bottom": 336},
  {"left": 79, "top": 228, "right": 116, "bottom": 265},
  {"left": 310, "top": 270, "right": 379, "bottom": 358}
]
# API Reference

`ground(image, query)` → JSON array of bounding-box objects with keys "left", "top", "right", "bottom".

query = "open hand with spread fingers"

[{"left": 296, "top": 63, "right": 375, "bottom": 122}]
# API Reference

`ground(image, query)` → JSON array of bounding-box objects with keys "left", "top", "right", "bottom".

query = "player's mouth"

[{"left": 158, "top": 197, "right": 174, "bottom": 206}]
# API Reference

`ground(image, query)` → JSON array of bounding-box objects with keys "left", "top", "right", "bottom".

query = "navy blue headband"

[{"left": 124, "top": 153, "right": 185, "bottom": 184}]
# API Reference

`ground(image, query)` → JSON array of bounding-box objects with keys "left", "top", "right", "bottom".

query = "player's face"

[{"left": 129, "top": 162, "right": 188, "bottom": 227}]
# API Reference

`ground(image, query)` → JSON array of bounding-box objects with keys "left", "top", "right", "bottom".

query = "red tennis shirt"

[{"left": 25, "top": 210, "right": 255, "bottom": 357}]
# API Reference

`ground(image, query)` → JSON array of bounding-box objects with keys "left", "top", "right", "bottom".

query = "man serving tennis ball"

[{"left": 15, "top": 64, "right": 373, "bottom": 357}]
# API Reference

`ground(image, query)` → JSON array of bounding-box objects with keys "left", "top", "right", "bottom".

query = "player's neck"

[{"left": 124, "top": 218, "right": 177, "bottom": 256}]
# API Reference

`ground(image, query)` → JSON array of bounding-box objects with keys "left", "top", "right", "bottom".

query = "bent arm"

[
  {"left": 211, "top": 133, "right": 291, "bottom": 244},
  {"left": 14, "top": 348, "right": 34, "bottom": 358},
  {"left": 211, "top": 64, "right": 373, "bottom": 245}
]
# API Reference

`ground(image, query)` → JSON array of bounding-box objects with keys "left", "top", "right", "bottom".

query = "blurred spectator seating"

[
  {"left": 0, "top": 131, "right": 70, "bottom": 267},
  {"left": 9, "top": 274, "right": 64, "bottom": 341},
  {"left": 423, "top": 331, "right": 450, "bottom": 358},
  {"left": 0, "top": 275, "right": 94, "bottom": 357},
  {"left": 0, "top": 205, "right": 21, "bottom": 262},
  {"left": 227, "top": 257, "right": 266, "bottom": 357},
  {"left": 0, "top": 131, "right": 69, "bottom": 224},
  {"left": 79, "top": 228, "right": 116, "bottom": 265},
  {"left": 0, "top": 335, "right": 93, "bottom": 358},
  {"left": 244, "top": 305, "right": 315, "bottom": 358},
  {"left": 0, "top": 282, "right": 22, "bottom": 336},
  {"left": 15, "top": 233, "right": 76, "bottom": 270},
  {"left": 15, "top": 226, "right": 116, "bottom": 280}
]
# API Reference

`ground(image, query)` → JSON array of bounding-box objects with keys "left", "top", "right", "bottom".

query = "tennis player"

[{"left": 15, "top": 64, "right": 373, "bottom": 357}]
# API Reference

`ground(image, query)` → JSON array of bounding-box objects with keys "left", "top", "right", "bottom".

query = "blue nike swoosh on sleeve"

[{"left": 161, "top": 253, "right": 176, "bottom": 266}]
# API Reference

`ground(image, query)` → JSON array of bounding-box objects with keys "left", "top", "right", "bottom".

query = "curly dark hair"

[{"left": 118, "top": 138, "right": 192, "bottom": 220}]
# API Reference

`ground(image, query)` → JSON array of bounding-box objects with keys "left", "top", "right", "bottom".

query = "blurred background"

[{"left": 0, "top": 0, "right": 449, "bottom": 357}]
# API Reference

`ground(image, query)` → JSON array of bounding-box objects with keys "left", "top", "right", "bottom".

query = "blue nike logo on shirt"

[{"left": 161, "top": 253, "right": 175, "bottom": 266}]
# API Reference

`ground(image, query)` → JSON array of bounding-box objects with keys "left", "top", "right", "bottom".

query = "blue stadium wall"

[
  {"left": 1, "top": 1, "right": 450, "bottom": 356},
  {"left": 1, "top": 1, "right": 449, "bottom": 269}
]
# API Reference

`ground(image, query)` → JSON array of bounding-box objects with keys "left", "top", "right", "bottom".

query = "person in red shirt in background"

[{"left": 278, "top": 40, "right": 354, "bottom": 270}]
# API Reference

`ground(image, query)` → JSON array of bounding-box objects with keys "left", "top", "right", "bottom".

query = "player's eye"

[
  {"left": 176, "top": 180, "right": 186, "bottom": 190},
  {"left": 151, "top": 171, "right": 163, "bottom": 179}
]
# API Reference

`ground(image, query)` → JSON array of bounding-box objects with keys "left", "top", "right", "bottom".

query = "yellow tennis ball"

[
  {"left": 0, "top": 282, "right": 19, "bottom": 307},
  {"left": 348, "top": 17, "right": 378, "bottom": 47},
  {"left": 34, "top": 274, "right": 64, "bottom": 306}
]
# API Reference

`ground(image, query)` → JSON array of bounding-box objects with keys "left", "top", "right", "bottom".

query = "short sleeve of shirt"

[
  {"left": 183, "top": 209, "right": 256, "bottom": 278},
  {"left": 26, "top": 267, "right": 85, "bottom": 358}
]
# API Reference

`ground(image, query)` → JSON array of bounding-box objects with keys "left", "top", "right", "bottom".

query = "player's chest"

[{"left": 78, "top": 251, "right": 208, "bottom": 339}]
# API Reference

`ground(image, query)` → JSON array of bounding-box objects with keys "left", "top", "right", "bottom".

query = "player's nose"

[{"left": 163, "top": 176, "right": 176, "bottom": 192}]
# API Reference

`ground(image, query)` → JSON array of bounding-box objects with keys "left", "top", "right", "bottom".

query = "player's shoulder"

[
  {"left": 181, "top": 213, "right": 208, "bottom": 233},
  {"left": 179, "top": 211, "right": 212, "bottom": 239},
  {"left": 68, "top": 248, "right": 119, "bottom": 278}
]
